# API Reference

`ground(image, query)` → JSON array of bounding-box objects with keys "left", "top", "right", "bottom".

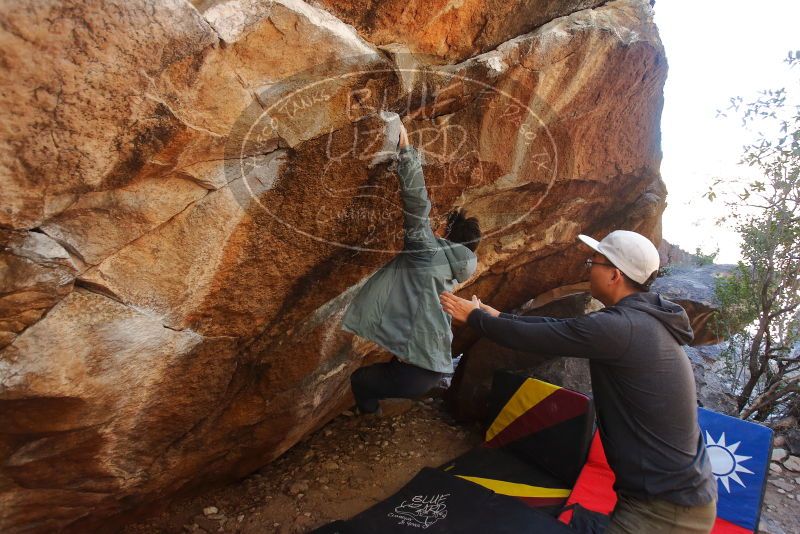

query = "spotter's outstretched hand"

[{"left": 439, "top": 291, "right": 480, "bottom": 324}]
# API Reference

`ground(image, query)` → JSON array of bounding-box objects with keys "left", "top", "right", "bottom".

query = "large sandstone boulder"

[
  {"left": 311, "top": 0, "right": 607, "bottom": 62},
  {"left": 1, "top": 0, "right": 669, "bottom": 530},
  {"left": 0, "top": 230, "right": 77, "bottom": 349}
]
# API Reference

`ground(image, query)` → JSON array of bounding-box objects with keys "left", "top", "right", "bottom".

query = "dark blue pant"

[{"left": 350, "top": 358, "right": 444, "bottom": 414}]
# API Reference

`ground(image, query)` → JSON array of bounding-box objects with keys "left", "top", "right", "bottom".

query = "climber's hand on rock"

[
  {"left": 369, "top": 112, "right": 406, "bottom": 168},
  {"left": 398, "top": 121, "right": 409, "bottom": 148},
  {"left": 378, "top": 111, "right": 403, "bottom": 150}
]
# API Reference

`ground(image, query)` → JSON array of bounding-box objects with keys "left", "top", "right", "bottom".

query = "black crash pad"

[{"left": 311, "top": 467, "right": 574, "bottom": 533}]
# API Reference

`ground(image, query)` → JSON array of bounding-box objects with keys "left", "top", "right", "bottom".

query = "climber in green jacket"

[{"left": 341, "top": 113, "right": 481, "bottom": 415}]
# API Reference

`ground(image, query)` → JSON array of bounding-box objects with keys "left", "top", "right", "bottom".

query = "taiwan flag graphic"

[{"left": 698, "top": 408, "right": 773, "bottom": 534}]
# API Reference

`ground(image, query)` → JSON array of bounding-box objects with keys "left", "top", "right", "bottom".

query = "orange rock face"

[
  {"left": 312, "top": 0, "right": 607, "bottom": 61},
  {"left": 0, "top": 0, "right": 668, "bottom": 530}
]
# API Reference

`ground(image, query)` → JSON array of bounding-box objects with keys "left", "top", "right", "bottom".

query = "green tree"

[
  {"left": 709, "top": 51, "right": 800, "bottom": 421},
  {"left": 693, "top": 246, "right": 719, "bottom": 266}
]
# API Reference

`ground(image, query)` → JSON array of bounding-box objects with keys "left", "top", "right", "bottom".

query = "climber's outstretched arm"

[{"left": 395, "top": 122, "right": 436, "bottom": 258}]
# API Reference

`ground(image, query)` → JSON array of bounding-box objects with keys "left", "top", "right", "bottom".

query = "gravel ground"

[
  {"left": 758, "top": 450, "right": 800, "bottom": 534},
  {"left": 122, "top": 399, "right": 482, "bottom": 534},
  {"left": 121, "top": 399, "right": 799, "bottom": 534}
]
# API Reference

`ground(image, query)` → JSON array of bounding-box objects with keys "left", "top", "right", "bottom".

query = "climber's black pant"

[{"left": 350, "top": 358, "right": 443, "bottom": 414}]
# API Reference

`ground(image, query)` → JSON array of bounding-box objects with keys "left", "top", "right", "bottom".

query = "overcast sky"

[{"left": 653, "top": 1, "right": 799, "bottom": 263}]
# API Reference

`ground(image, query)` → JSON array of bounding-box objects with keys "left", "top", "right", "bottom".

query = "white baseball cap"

[{"left": 578, "top": 230, "right": 660, "bottom": 284}]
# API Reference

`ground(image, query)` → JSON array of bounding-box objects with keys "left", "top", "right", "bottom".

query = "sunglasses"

[{"left": 584, "top": 259, "right": 617, "bottom": 269}]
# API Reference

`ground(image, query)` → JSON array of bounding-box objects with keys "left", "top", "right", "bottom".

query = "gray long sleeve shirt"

[{"left": 467, "top": 292, "right": 717, "bottom": 507}]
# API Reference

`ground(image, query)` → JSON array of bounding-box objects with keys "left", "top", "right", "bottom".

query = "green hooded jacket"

[{"left": 341, "top": 146, "right": 477, "bottom": 373}]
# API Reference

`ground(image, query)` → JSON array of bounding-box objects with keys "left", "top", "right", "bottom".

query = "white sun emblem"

[{"left": 705, "top": 431, "right": 754, "bottom": 492}]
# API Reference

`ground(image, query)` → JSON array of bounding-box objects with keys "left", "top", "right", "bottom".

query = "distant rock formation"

[
  {"left": 684, "top": 342, "right": 738, "bottom": 415},
  {"left": 652, "top": 264, "right": 734, "bottom": 346},
  {"left": 658, "top": 238, "right": 703, "bottom": 267}
]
